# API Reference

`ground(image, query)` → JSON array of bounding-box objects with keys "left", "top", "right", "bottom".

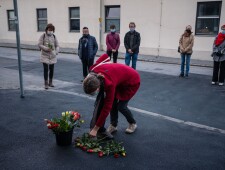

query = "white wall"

[{"left": 0, "top": 0, "right": 224, "bottom": 61}]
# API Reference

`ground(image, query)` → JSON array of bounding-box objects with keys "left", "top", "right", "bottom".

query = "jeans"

[
  {"left": 180, "top": 53, "right": 191, "bottom": 75},
  {"left": 125, "top": 53, "right": 138, "bottom": 69},
  {"left": 107, "top": 50, "right": 118, "bottom": 63},
  {"left": 82, "top": 58, "right": 94, "bottom": 78},
  {"left": 110, "top": 98, "right": 136, "bottom": 127},
  {"left": 212, "top": 60, "right": 225, "bottom": 83},
  {"left": 43, "top": 63, "right": 54, "bottom": 81}
]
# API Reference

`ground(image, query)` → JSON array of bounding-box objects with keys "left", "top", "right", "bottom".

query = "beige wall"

[{"left": 0, "top": 0, "right": 224, "bottom": 61}]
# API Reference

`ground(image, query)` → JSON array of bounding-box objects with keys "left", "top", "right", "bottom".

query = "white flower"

[{"left": 62, "top": 112, "right": 65, "bottom": 116}]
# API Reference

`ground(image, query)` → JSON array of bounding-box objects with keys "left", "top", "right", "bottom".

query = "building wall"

[{"left": 0, "top": 0, "right": 224, "bottom": 61}]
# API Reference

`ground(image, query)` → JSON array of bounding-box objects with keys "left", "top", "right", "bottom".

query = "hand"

[
  {"left": 89, "top": 125, "right": 100, "bottom": 137},
  {"left": 46, "top": 48, "right": 52, "bottom": 52},
  {"left": 128, "top": 49, "right": 133, "bottom": 53},
  {"left": 112, "top": 49, "right": 116, "bottom": 53},
  {"left": 89, "top": 129, "right": 98, "bottom": 137}
]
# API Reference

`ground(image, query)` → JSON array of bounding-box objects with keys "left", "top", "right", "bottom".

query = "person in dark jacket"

[
  {"left": 124, "top": 22, "right": 141, "bottom": 69},
  {"left": 78, "top": 27, "right": 98, "bottom": 81}
]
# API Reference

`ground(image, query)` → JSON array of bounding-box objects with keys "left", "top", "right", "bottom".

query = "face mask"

[
  {"left": 110, "top": 29, "right": 116, "bottom": 33},
  {"left": 90, "top": 89, "right": 98, "bottom": 96},
  {"left": 130, "top": 28, "right": 135, "bottom": 32},
  {"left": 47, "top": 31, "right": 53, "bottom": 35},
  {"left": 83, "top": 34, "right": 89, "bottom": 37},
  {"left": 221, "top": 30, "right": 225, "bottom": 34}
]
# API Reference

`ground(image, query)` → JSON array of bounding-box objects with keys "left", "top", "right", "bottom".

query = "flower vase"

[{"left": 55, "top": 128, "right": 74, "bottom": 146}]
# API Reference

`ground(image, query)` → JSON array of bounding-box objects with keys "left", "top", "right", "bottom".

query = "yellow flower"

[
  {"left": 66, "top": 111, "right": 69, "bottom": 115},
  {"left": 80, "top": 120, "right": 85, "bottom": 123}
]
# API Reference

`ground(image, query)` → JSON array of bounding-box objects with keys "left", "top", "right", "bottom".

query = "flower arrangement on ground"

[{"left": 75, "top": 133, "right": 126, "bottom": 158}]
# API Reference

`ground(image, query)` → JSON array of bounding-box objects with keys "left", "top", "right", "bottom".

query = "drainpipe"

[
  {"left": 99, "top": 0, "right": 103, "bottom": 51},
  {"left": 158, "top": 0, "right": 163, "bottom": 57}
]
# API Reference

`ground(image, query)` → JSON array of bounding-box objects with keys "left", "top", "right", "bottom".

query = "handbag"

[{"left": 178, "top": 46, "right": 180, "bottom": 53}]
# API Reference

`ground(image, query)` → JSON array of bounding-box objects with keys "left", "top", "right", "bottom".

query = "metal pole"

[
  {"left": 13, "top": 0, "right": 24, "bottom": 98},
  {"left": 99, "top": 0, "right": 103, "bottom": 51}
]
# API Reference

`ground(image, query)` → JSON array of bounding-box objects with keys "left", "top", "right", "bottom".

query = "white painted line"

[{"left": 25, "top": 87, "right": 225, "bottom": 135}]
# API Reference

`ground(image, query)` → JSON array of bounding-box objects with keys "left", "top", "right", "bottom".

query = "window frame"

[
  {"left": 7, "top": 10, "right": 16, "bottom": 31},
  {"left": 36, "top": 8, "right": 48, "bottom": 32},
  {"left": 69, "top": 7, "right": 80, "bottom": 32},
  {"left": 105, "top": 5, "right": 121, "bottom": 33},
  {"left": 195, "top": 1, "right": 222, "bottom": 36}
]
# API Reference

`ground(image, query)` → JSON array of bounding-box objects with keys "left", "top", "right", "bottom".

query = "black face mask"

[{"left": 83, "top": 34, "right": 89, "bottom": 38}]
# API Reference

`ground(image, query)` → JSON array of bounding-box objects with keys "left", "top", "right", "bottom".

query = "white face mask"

[
  {"left": 47, "top": 31, "right": 53, "bottom": 35},
  {"left": 90, "top": 90, "right": 98, "bottom": 96}
]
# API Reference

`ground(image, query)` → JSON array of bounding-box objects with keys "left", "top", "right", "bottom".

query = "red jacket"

[
  {"left": 90, "top": 54, "right": 140, "bottom": 127},
  {"left": 215, "top": 33, "right": 225, "bottom": 46},
  {"left": 106, "top": 33, "right": 120, "bottom": 51}
]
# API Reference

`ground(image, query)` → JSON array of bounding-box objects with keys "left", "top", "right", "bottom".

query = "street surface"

[{"left": 0, "top": 47, "right": 225, "bottom": 170}]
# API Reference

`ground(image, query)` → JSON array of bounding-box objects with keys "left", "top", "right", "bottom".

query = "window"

[
  {"left": 105, "top": 6, "right": 120, "bottom": 32},
  {"left": 37, "top": 8, "right": 47, "bottom": 31},
  {"left": 69, "top": 7, "right": 80, "bottom": 32},
  {"left": 7, "top": 10, "right": 15, "bottom": 31},
  {"left": 195, "top": 1, "right": 222, "bottom": 36}
]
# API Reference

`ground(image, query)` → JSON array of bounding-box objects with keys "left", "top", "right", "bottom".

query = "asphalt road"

[{"left": 0, "top": 47, "right": 225, "bottom": 170}]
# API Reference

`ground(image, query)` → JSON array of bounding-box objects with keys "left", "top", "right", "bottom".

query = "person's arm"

[
  {"left": 115, "top": 34, "right": 120, "bottom": 51},
  {"left": 95, "top": 85, "right": 115, "bottom": 129},
  {"left": 106, "top": 34, "right": 112, "bottom": 51},
  {"left": 54, "top": 36, "right": 59, "bottom": 54},
  {"left": 124, "top": 33, "right": 129, "bottom": 50},
  {"left": 131, "top": 32, "right": 141, "bottom": 52},
  {"left": 179, "top": 35, "right": 185, "bottom": 53},
  {"left": 93, "top": 37, "right": 98, "bottom": 56},
  {"left": 185, "top": 35, "right": 194, "bottom": 52},
  {"left": 38, "top": 33, "right": 50, "bottom": 52}
]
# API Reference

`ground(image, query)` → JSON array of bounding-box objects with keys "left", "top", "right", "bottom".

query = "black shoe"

[
  {"left": 179, "top": 73, "right": 184, "bottom": 77},
  {"left": 97, "top": 131, "right": 114, "bottom": 140},
  {"left": 81, "top": 79, "right": 83, "bottom": 82},
  {"left": 185, "top": 74, "right": 188, "bottom": 78}
]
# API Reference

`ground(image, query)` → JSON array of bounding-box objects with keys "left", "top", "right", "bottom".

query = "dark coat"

[
  {"left": 124, "top": 30, "right": 141, "bottom": 54},
  {"left": 78, "top": 35, "right": 98, "bottom": 60}
]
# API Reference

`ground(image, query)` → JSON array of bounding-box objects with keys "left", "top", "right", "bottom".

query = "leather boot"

[
  {"left": 49, "top": 79, "right": 54, "bottom": 87},
  {"left": 44, "top": 80, "right": 48, "bottom": 89}
]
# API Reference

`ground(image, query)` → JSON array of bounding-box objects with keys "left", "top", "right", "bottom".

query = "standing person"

[
  {"left": 78, "top": 27, "right": 98, "bottom": 82},
  {"left": 83, "top": 54, "right": 140, "bottom": 138},
  {"left": 178, "top": 25, "right": 194, "bottom": 77},
  {"left": 106, "top": 24, "right": 120, "bottom": 63},
  {"left": 38, "top": 23, "right": 59, "bottom": 89},
  {"left": 124, "top": 22, "right": 141, "bottom": 69},
  {"left": 211, "top": 24, "right": 225, "bottom": 86}
]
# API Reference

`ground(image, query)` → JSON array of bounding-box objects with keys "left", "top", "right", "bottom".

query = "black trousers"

[
  {"left": 82, "top": 58, "right": 94, "bottom": 78},
  {"left": 43, "top": 63, "right": 54, "bottom": 81},
  {"left": 212, "top": 60, "right": 225, "bottom": 83},
  {"left": 110, "top": 98, "right": 136, "bottom": 127},
  {"left": 107, "top": 50, "right": 118, "bottom": 63}
]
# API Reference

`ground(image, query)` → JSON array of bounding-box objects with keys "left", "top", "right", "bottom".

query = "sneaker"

[
  {"left": 97, "top": 131, "right": 114, "bottom": 140},
  {"left": 179, "top": 73, "right": 184, "bottom": 77},
  {"left": 125, "top": 123, "right": 137, "bottom": 134},
  {"left": 107, "top": 124, "right": 117, "bottom": 134},
  {"left": 218, "top": 82, "right": 224, "bottom": 86},
  {"left": 211, "top": 81, "right": 216, "bottom": 85}
]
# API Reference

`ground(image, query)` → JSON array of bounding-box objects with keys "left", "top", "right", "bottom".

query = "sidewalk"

[{"left": 0, "top": 42, "right": 213, "bottom": 67}]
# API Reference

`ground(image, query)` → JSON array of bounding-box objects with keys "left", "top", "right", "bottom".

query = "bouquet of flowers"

[{"left": 44, "top": 111, "right": 84, "bottom": 134}]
